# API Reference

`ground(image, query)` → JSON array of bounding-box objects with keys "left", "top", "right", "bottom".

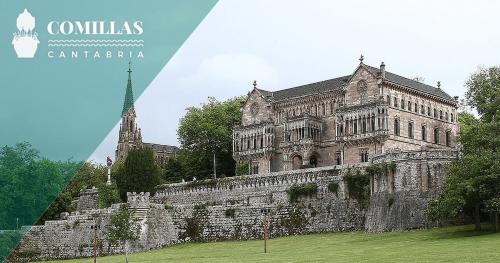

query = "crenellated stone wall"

[
  {"left": 11, "top": 149, "right": 458, "bottom": 262},
  {"left": 75, "top": 187, "right": 99, "bottom": 212}
]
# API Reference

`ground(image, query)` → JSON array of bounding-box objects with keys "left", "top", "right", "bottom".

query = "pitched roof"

[
  {"left": 258, "top": 76, "right": 350, "bottom": 101},
  {"left": 364, "top": 65, "right": 453, "bottom": 100},
  {"left": 143, "top": 143, "right": 178, "bottom": 153},
  {"left": 256, "top": 64, "right": 453, "bottom": 102}
]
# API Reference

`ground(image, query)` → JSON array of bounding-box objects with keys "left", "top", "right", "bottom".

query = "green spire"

[{"left": 122, "top": 60, "right": 134, "bottom": 116}]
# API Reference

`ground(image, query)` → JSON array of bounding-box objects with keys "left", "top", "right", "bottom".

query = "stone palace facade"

[{"left": 233, "top": 57, "right": 458, "bottom": 174}]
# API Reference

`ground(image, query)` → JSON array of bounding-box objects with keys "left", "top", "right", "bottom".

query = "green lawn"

[{"left": 42, "top": 225, "right": 500, "bottom": 263}]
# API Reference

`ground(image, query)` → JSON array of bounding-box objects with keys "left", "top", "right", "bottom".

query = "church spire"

[{"left": 122, "top": 60, "right": 134, "bottom": 116}]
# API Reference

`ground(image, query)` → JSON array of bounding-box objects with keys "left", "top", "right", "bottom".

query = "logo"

[{"left": 12, "top": 9, "right": 39, "bottom": 58}]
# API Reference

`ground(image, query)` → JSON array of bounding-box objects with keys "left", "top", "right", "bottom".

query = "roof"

[
  {"left": 258, "top": 75, "right": 350, "bottom": 101},
  {"left": 122, "top": 62, "right": 135, "bottom": 116},
  {"left": 143, "top": 143, "right": 178, "bottom": 153},
  {"left": 256, "top": 64, "right": 453, "bottom": 102},
  {"left": 364, "top": 65, "right": 453, "bottom": 100}
]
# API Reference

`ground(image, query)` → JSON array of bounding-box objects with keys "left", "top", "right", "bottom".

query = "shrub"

[
  {"left": 224, "top": 208, "right": 236, "bottom": 219},
  {"left": 288, "top": 183, "right": 318, "bottom": 202},
  {"left": 344, "top": 170, "right": 370, "bottom": 208},
  {"left": 327, "top": 181, "right": 339, "bottom": 195},
  {"left": 388, "top": 196, "right": 395, "bottom": 207}
]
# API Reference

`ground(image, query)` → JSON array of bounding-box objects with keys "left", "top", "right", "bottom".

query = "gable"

[
  {"left": 241, "top": 89, "right": 273, "bottom": 126},
  {"left": 345, "top": 66, "right": 379, "bottom": 105}
]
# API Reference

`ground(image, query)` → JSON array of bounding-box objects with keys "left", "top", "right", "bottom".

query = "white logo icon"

[{"left": 12, "top": 9, "right": 39, "bottom": 58}]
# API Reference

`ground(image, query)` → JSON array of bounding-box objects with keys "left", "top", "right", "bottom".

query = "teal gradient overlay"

[
  {"left": 0, "top": 0, "right": 218, "bottom": 161},
  {"left": 0, "top": 0, "right": 217, "bottom": 261}
]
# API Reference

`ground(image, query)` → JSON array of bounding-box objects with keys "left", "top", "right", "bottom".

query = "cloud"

[{"left": 179, "top": 53, "right": 279, "bottom": 92}]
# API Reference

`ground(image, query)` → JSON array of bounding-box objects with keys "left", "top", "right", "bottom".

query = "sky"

[{"left": 88, "top": 0, "right": 500, "bottom": 163}]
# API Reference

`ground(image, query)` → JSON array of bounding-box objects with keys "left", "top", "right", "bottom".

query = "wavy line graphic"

[
  {"left": 47, "top": 39, "right": 144, "bottom": 47},
  {"left": 48, "top": 39, "right": 144, "bottom": 43}
]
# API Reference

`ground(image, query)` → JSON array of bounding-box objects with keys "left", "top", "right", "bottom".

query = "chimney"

[
  {"left": 437, "top": 81, "right": 441, "bottom": 89},
  {"left": 380, "top": 62, "right": 386, "bottom": 78}
]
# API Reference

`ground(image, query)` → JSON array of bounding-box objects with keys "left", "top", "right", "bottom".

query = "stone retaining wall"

[{"left": 11, "top": 149, "right": 458, "bottom": 262}]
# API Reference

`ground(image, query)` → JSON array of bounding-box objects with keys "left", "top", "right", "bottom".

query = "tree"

[
  {"left": 39, "top": 161, "right": 108, "bottom": 223},
  {"left": 105, "top": 204, "right": 140, "bottom": 263},
  {"left": 0, "top": 142, "right": 81, "bottom": 262},
  {"left": 177, "top": 97, "right": 244, "bottom": 180},
  {"left": 115, "top": 148, "right": 161, "bottom": 200},
  {"left": 162, "top": 157, "right": 185, "bottom": 183},
  {"left": 98, "top": 183, "right": 121, "bottom": 209},
  {"left": 235, "top": 162, "right": 249, "bottom": 176},
  {"left": 428, "top": 67, "right": 500, "bottom": 231}
]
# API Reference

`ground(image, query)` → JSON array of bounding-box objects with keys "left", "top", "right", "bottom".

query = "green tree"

[
  {"left": 235, "top": 162, "right": 249, "bottom": 176},
  {"left": 115, "top": 148, "right": 161, "bottom": 200},
  {"left": 105, "top": 204, "right": 140, "bottom": 263},
  {"left": 39, "top": 161, "right": 107, "bottom": 223},
  {"left": 162, "top": 157, "right": 185, "bottom": 183},
  {"left": 428, "top": 67, "right": 500, "bottom": 231},
  {"left": 0, "top": 142, "right": 81, "bottom": 261},
  {"left": 177, "top": 96, "right": 243, "bottom": 180},
  {"left": 98, "top": 183, "right": 121, "bottom": 209}
]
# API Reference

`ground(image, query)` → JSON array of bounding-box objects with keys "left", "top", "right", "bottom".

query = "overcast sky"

[{"left": 88, "top": 0, "right": 500, "bottom": 163}]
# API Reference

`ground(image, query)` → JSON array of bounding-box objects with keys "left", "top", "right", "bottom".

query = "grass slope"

[{"left": 42, "top": 225, "right": 500, "bottom": 263}]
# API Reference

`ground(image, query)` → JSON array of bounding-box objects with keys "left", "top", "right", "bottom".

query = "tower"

[{"left": 116, "top": 61, "right": 143, "bottom": 161}]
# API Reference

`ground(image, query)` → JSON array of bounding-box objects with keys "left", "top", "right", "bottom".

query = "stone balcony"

[{"left": 336, "top": 129, "right": 389, "bottom": 143}]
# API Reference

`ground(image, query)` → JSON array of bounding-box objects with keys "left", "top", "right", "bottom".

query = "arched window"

[
  {"left": 439, "top": 110, "right": 443, "bottom": 120},
  {"left": 362, "top": 117, "right": 367, "bottom": 133},
  {"left": 421, "top": 125, "right": 426, "bottom": 141},
  {"left": 394, "top": 118, "right": 400, "bottom": 136},
  {"left": 451, "top": 113, "right": 454, "bottom": 122},
  {"left": 394, "top": 97, "right": 398, "bottom": 108},
  {"left": 427, "top": 106, "right": 431, "bottom": 116},
  {"left": 434, "top": 128, "right": 439, "bottom": 144},
  {"left": 446, "top": 131, "right": 451, "bottom": 146},
  {"left": 421, "top": 105, "right": 425, "bottom": 114},
  {"left": 387, "top": 95, "right": 391, "bottom": 105},
  {"left": 434, "top": 109, "right": 437, "bottom": 118},
  {"left": 445, "top": 112, "right": 449, "bottom": 121},
  {"left": 408, "top": 101, "right": 412, "bottom": 111},
  {"left": 360, "top": 148, "right": 369, "bottom": 163},
  {"left": 414, "top": 103, "right": 418, "bottom": 113},
  {"left": 401, "top": 98, "right": 405, "bottom": 109},
  {"left": 335, "top": 151, "right": 342, "bottom": 165},
  {"left": 408, "top": 122, "right": 414, "bottom": 139}
]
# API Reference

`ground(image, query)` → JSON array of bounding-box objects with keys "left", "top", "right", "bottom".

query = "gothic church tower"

[{"left": 115, "top": 62, "right": 143, "bottom": 161}]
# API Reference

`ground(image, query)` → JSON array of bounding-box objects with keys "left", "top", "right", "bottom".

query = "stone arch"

[
  {"left": 292, "top": 154, "right": 303, "bottom": 170},
  {"left": 308, "top": 152, "right": 320, "bottom": 167}
]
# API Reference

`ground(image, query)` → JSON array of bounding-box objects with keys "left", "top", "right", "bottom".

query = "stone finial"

[
  {"left": 359, "top": 54, "right": 364, "bottom": 64},
  {"left": 437, "top": 81, "right": 441, "bottom": 88},
  {"left": 253, "top": 80, "right": 257, "bottom": 89}
]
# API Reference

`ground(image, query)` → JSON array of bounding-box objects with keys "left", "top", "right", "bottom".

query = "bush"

[
  {"left": 327, "top": 181, "right": 339, "bottom": 195},
  {"left": 344, "top": 170, "right": 370, "bottom": 208},
  {"left": 224, "top": 208, "right": 236, "bottom": 218},
  {"left": 288, "top": 183, "right": 318, "bottom": 202},
  {"left": 235, "top": 162, "right": 249, "bottom": 176},
  {"left": 388, "top": 196, "right": 395, "bottom": 207},
  {"left": 98, "top": 182, "right": 121, "bottom": 208}
]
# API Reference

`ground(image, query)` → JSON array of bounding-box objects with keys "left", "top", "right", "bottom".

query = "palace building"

[
  {"left": 233, "top": 57, "right": 459, "bottom": 174},
  {"left": 115, "top": 62, "right": 178, "bottom": 166}
]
